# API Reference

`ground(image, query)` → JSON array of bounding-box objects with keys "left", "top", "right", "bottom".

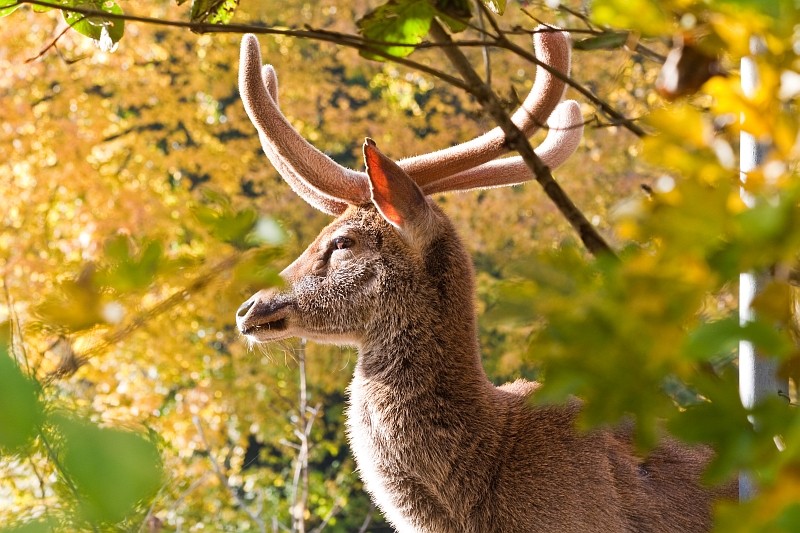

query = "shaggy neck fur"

[{"left": 345, "top": 222, "right": 506, "bottom": 533}]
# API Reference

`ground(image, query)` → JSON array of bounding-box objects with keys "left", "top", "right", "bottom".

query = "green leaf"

[
  {"left": 434, "top": 0, "right": 471, "bottom": 19},
  {"left": 481, "top": 0, "right": 505, "bottom": 15},
  {"left": 434, "top": 0, "right": 472, "bottom": 32},
  {"left": 53, "top": 414, "right": 163, "bottom": 524},
  {"left": 233, "top": 248, "right": 284, "bottom": 289},
  {"left": 357, "top": 0, "right": 435, "bottom": 60},
  {"left": 684, "top": 316, "right": 793, "bottom": 362},
  {"left": 62, "top": 1, "right": 124, "bottom": 46},
  {"left": 97, "top": 236, "right": 163, "bottom": 292},
  {"left": 0, "top": 1, "right": 22, "bottom": 17},
  {"left": 0, "top": 328, "right": 43, "bottom": 455},
  {"left": 189, "top": 0, "right": 240, "bottom": 24},
  {"left": 573, "top": 32, "right": 631, "bottom": 51},
  {"left": 683, "top": 317, "right": 742, "bottom": 361},
  {"left": 193, "top": 191, "right": 259, "bottom": 249}
]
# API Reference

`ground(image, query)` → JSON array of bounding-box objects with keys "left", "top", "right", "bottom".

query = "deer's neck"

[
  {"left": 355, "top": 230, "right": 489, "bottom": 395},
  {"left": 346, "top": 234, "right": 506, "bottom": 531}
]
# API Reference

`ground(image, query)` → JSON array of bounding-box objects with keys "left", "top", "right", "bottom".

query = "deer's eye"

[{"left": 332, "top": 236, "right": 354, "bottom": 251}]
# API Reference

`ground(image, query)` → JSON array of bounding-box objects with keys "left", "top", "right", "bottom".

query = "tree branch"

[
  {"left": 20, "top": 0, "right": 644, "bottom": 138},
  {"left": 428, "top": 19, "right": 617, "bottom": 258}
]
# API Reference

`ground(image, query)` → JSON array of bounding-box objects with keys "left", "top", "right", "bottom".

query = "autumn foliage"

[{"left": 1, "top": 0, "right": 800, "bottom": 531}]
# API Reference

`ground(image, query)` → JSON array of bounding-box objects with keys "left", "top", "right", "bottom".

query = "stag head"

[
  {"left": 234, "top": 30, "right": 583, "bottom": 346},
  {"left": 237, "top": 140, "right": 468, "bottom": 347}
]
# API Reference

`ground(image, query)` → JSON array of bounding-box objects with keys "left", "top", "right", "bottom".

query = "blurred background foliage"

[{"left": 1, "top": 0, "right": 799, "bottom": 531}]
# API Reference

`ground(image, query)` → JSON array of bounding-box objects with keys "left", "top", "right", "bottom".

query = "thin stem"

[
  {"left": 25, "top": 15, "right": 78, "bottom": 63},
  {"left": 3, "top": 277, "right": 31, "bottom": 373},
  {"left": 474, "top": 0, "right": 492, "bottom": 84},
  {"left": 289, "top": 341, "right": 322, "bottom": 533},
  {"left": 357, "top": 502, "right": 375, "bottom": 533},
  {"left": 193, "top": 416, "right": 267, "bottom": 533}
]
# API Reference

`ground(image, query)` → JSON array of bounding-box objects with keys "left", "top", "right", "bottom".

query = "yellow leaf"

[{"left": 645, "top": 104, "right": 709, "bottom": 149}]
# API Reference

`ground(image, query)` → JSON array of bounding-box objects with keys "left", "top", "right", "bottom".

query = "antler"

[
  {"left": 398, "top": 28, "right": 571, "bottom": 186},
  {"left": 240, "top": 29, "right": 579, "bottom": 211},
  {"left": 256, "top": 63, "right": 349, "bottom": 214},
  {"left": 420, "top": 100, "right": 583, "bottom": 194},
  {"left": 240, "top": 35, "right": 366, "bottom": 211}
]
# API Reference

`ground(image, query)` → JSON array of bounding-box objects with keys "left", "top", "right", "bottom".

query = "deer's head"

[{"left": 234, "top": 31, "right": 582, "bottom": 347}]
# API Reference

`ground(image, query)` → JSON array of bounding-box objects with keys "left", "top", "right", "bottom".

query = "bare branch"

[
  {"left": 26, "top": 19, "right": 75, "bottom": 63},
  {"left": 44, "top": 253, "right": 241, "bottom": 382}
]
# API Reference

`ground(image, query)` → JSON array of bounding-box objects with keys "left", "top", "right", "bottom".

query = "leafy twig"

[{"left": 49, "top": 253, "right": 241, "bottom": 379}]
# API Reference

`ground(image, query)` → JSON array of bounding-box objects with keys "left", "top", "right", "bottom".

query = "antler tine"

[
  {"left": 239, "top": 34, "right": 371, "bottom": 208},
  {"left": 399, "top": 27, "right": 571, "bottom": 187},
  {"left": 256, "top": 63, "right": 348, "bottom": 215},
  {"left": 420, "top": 100, "right": 583, "bottom": 194},
  {"left": 262, "top": 64, "right": 278, "bottom": 103}
]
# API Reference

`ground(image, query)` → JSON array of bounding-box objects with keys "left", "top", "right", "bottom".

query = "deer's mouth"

[
  {"left": 239, "top": 301, "right": 292, "bottom": 341},
  {"left": 242, "top": 317, "right": 287, "bottom": 336}
]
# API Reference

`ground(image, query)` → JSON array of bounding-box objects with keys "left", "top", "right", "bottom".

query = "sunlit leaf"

[
  {"left": 356, "top": 0, "right": 435, "bottom": 60},
  {"left": 62, "top": 1, "right": 124, "bottom": 46},
  {"left": 591, "top": 0, "right": 672, "bottom": 36},
  {"left": 482, "top": 0, "right": 505, "bottom": 15},
  {"left": 714, "top": 0, "right": 782, "bottom": 19},
  {"left": 35, "top": 267, "right": 104, "bottom": 332},
  {"left": 0, "top": 0, "right": 21, "bottom": 17},
  {"left": 189, "top": 0, "right": 240, "bottom": 24}
]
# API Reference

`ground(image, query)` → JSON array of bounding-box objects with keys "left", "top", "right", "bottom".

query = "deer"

[{"left": 235, "top": 29, "right": 736, "bottom": 533}]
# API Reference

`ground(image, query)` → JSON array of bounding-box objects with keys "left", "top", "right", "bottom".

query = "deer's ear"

[{"left": 363, "top": 138, "right": 431, "bottom": 232}]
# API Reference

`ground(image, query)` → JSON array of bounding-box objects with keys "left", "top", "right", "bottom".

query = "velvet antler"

[
  {"left": 240, "top": 35, "right": 364, "bottom": 212},
  {"left": 420, "top": 100, "right": 583, "bottom": 194},
  {"left": 239, "top": 28, "right": 582, "bottom": 210}
]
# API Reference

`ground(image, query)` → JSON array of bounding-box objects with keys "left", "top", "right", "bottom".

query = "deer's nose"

[{"left": 237, "top": 297, "right": 256, "bottom": 318}]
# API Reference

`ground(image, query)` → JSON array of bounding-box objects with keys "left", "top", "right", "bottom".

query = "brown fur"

[{"left": 237, "top": 183, "right": 736, "bottom": 531}]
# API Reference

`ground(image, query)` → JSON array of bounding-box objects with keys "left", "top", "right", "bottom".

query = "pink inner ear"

[{"left": 364, "top": 141, "right": 405, "bottom": 227}]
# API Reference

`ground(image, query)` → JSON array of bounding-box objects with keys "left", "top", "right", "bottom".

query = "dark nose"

[{"left": 237, "top": 297, "right": 255, "bottom": 318}]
